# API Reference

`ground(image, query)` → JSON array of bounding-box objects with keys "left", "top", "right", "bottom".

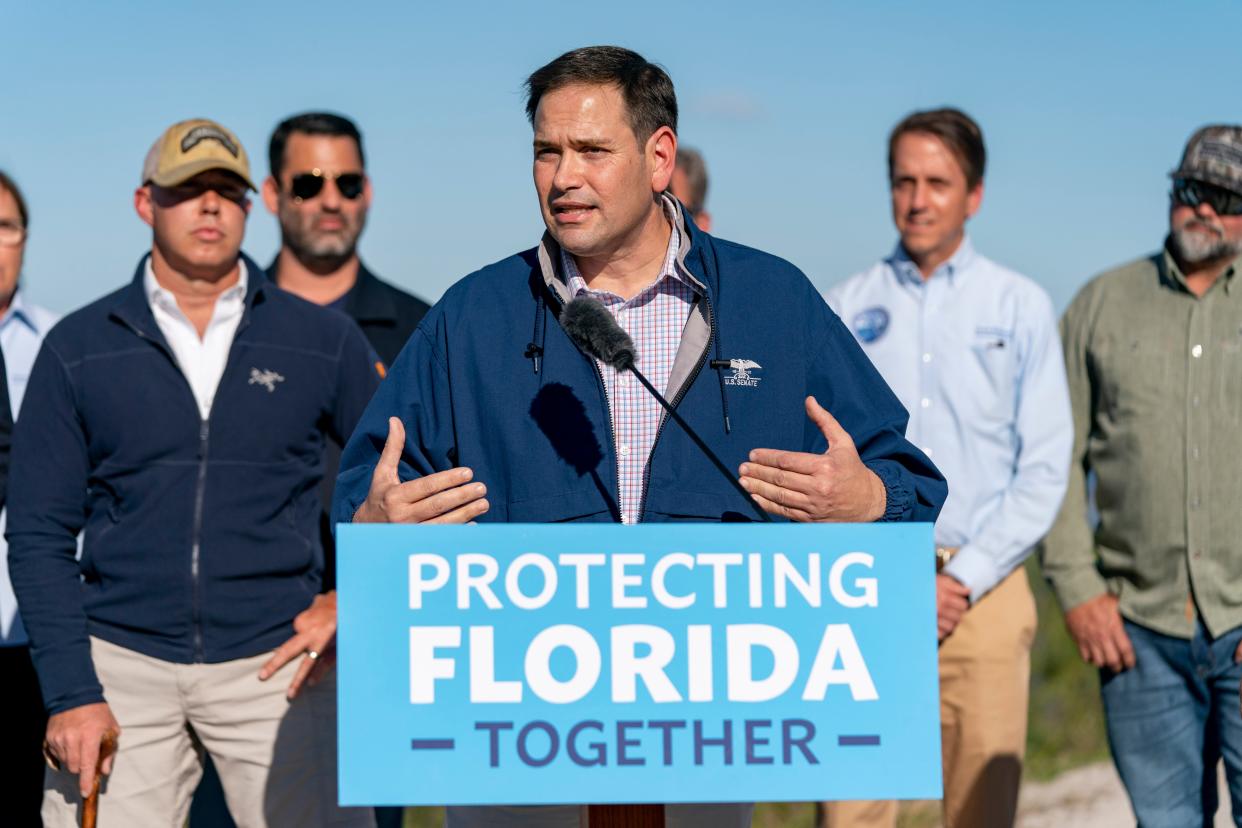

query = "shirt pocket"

[
  {"left": 1092, "top": 332, "right": 1180, "bottom": 422},
  {"left": 507, "top": 489, "right": 614, "bottom": 523},
  {"left": 965, "top": 326, "right": 1017, "bottom": 423},
  {"left": 1219, "top": 327, "right": 1242, "bottom": 424}
]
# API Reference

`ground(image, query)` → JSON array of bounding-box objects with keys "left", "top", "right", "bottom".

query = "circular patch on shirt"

[{"left": 853, "top": 306, "right": 890, "bottom": 344}]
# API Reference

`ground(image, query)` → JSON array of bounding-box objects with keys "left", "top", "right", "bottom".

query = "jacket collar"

[
  {"left": 1, "top": 290, "right": 47, "bottom": 335},
  {"left": 1161, "top": 238, "right": 1240, "bottom": 296},
  {"left": 343, "top": 262, "right": 398, "bottom": 323},
  {"left": 888, "top": 235, "right": 977, "bottom": 287},
  {"left": 110, "top": 251, "right": 268, "bottom": 340},
  {"left": 265, "top": 257, "right": 397, "bottom": 322},
  {"left": 536, "top": 195, "right": 711, "bottom": 307}
]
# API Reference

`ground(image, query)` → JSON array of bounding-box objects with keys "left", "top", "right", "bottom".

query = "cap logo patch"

[{"left": 181, "top": 125, "right": 239, "bottom": 157}]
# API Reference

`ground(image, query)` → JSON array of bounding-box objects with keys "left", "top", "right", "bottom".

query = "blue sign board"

[{"left": 337, "top": 523, "right": 940, "bottom": 806}]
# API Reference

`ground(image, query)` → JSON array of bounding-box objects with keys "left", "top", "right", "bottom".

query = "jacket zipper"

[
  {"left": 637, "top": 293, "right": 716, "bottom": 522},
  {"left": 190, "top": 417, "right": 210, "bottom": 661},
  {"left": 119, "top": 320, "right": 218, "bottom": 664}
]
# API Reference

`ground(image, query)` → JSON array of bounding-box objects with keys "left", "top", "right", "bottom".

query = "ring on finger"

[{"left": 306, "top": 649, "right": 320, "bottom": 661}]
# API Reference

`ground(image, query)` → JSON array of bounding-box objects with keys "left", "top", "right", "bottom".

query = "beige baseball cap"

[{"left": 140, "top": 118, "right": 256, "bottom": 190}]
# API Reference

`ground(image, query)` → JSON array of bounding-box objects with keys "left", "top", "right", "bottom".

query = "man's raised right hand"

[
  {"left": 45, "top": 701, "right": 121, "bottom": 798},
  {"left": 1064, "top": 592, "right": 1135, "bottom": 673},
  {"left": 353, "top": 417, "right": 489, "bottom": 524}
]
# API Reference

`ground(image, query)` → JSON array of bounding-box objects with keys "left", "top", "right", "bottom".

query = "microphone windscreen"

[{"left": 561, "top": 297, "right": 636, "bottom": 371}]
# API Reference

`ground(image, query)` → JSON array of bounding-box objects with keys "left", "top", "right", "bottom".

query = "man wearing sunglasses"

[
  {"left": 1043, "top": 124, "right": 1242, "bottom": 826},
  {"left": 263, "top": 112, "right": 430, "bottom": 369},
  {"left": 262, "top": 113, "right": 432, "bottom": 534},
  {"left": 7, "top": 118, "right": 378, "bottom": 827},
  {"left": 261, "top": 110, "right": 429, "bottom": 828}
]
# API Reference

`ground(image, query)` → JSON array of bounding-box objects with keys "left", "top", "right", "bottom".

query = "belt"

[{"left": 935, "top": 546, "right": 960, "bottom": 573}]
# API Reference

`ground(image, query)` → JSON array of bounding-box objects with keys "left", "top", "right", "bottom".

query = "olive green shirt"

[{"left": 1042, "top": 245, "right": 1242, "bottom": 639}]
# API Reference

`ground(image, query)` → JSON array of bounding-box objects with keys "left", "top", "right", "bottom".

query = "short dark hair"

[
  {"left": 0, "top": 170, "right": 29, "bottom": 230},
  {"left": 268, "top": 112, "right": 365, "bottom": 179},
  {"left": 888, "top": 108, "right": 986, "bottom": 191},
  {"left": 675, "top": 147, "right": 710, "bottom": 215},
  {"left": 525, "top": 46, "right": 677, "bottom": 143}
]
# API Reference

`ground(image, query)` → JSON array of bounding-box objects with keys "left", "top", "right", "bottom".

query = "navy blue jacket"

[
  {"left": 334, "top": 212, "right": 945, "bottom": 528},
  {"left": 7, "top": 254, "right": 379, "bottom": 714}
]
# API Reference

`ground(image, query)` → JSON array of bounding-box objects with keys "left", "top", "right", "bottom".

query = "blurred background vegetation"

[{"left": 402, "top": 559, "right": 1108, "bottom": 827}]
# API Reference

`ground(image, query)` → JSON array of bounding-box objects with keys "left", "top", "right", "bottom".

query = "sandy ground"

[{"left": 1017, "top": 761, "right": 1234, "bottom": 828}]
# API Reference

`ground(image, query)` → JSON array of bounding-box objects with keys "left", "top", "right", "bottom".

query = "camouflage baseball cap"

[{"left": 1170, "top": 125, "right": 1242, "bottom": 195}]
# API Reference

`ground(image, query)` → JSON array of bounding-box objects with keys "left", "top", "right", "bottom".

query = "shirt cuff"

[
  {"left": 866, "top": 461, "right": 911, "bottom": 523},
  {"left": 942, "top": 545, "right": 1003, "bottom": 603},
  {"left": 1046, "top": 565, "right": 1111, "bottom": 614}
]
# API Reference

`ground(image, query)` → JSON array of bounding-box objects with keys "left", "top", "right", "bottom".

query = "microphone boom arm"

[{"left": 626, "top": 364, "right": 772, "bottom": 523}]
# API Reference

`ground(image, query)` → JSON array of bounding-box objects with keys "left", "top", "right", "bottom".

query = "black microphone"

[{"left": 560, "top": 297, "right": 771, "bottom": 522}]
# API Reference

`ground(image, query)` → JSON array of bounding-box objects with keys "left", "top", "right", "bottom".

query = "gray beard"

[
  {"left": 1171, "top": 223, "right": 1242, "bottom": 265},
  {"left": 281, "top": 225, "right": 360, "bottom": 272}
]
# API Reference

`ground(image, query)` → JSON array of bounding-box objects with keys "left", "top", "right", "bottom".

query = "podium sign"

[{"left": 337, "top": 523, "right": 940, "bottom": 806}]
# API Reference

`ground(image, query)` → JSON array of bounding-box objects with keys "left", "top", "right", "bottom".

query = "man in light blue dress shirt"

[
  {"left": 0, "top": 169, "right": 61, "bottom": 824},
  {"left": 821, "top": 110, "right": 1071, "bottom": 828}
]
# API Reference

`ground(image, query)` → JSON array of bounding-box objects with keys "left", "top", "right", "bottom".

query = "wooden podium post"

[{"left": 586, "top": 804, "right": 665, "bottom": 828}]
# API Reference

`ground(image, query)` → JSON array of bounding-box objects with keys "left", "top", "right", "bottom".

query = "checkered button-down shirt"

[{"left": 562, "top": 219, "right": 700, "bottom": 523}]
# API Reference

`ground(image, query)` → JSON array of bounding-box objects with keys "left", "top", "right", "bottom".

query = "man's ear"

[
  {"left": 648, "top": 126, "right": 677, "bottom": 194},
  {"left": 261, "top": 176, "right": 280, "bottom": 214},
  {"left": 966, "top": 180, "right": 984, "bottom": 220},
  {"left": 134, "top": 185, "right": 155, "bottom": 228}
]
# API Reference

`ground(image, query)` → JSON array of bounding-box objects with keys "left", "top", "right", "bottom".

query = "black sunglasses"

[
  {"left": 1172, "top": 178, "right": 1242, "bottom": 217},
  {"left": 288, "top": 169, "right": 365, "bottom": 203}
]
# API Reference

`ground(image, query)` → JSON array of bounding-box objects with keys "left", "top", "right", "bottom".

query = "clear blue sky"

[{"left": 4, "top": 0, "right": 1239, "bottom": 315}]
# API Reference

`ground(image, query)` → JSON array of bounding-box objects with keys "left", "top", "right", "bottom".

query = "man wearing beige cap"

[
  {"left": 7, "top": 118, "right": 378, "bottom": 827},
  {"left": 1042, "top": 125, "right": 1242, "bottom": 826}
]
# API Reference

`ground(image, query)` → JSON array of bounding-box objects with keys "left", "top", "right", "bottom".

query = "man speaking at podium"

[{"left": 334, "top": 46, "right": 946, "bottom": 828}]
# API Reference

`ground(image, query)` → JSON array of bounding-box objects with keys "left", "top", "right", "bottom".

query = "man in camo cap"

[{"left": 1042, "top": 125, "right": 1242, "bottom": 826}]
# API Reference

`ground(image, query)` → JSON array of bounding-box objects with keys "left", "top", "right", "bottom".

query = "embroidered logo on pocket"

[
  {"left": 724, "top": 359, "right": 763, "bottom": 388},
  {"left": 974, "top": 325, "right": 1013, "bottom": 350}
]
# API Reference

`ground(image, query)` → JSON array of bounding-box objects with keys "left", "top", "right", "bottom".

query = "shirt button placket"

[
  {"left": 1186, "top": 302, "right": 1207, "bottom": 603},
  {"left": 917, "top": 287, "right": 932, "bottom": 448}
]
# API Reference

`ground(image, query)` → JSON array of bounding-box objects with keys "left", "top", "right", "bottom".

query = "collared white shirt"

[
  {"left": 827, "top": 237, "right": 1072, "bottom": 601},
  {"left": 0, "top": 291, "right": 61, "bottom": 645},
  {"left": 144, "top": 260, "right": 248, "bottom": 421},
  {"left": 561, "top": 200, "right": 699, "bottom": 524}
]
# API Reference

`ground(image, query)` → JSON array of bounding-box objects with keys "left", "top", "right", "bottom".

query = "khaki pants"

[
  {"left": 42, "top": 637, "right": 374, "bottom": 828},
  {"left": 821, "top": 567, "right": 1036, "bottom": 828}
]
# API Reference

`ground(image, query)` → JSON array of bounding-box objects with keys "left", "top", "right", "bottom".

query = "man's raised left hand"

[{"left": 739, "top": 396, "right": 887, "bottom": 523}]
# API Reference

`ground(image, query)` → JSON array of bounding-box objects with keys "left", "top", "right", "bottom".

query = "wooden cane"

[
  {"left": 43, "top": 728, "right": 119, "bottom": 828},
  {"left": 81, "top": 730, "right": 118, "bottom": 828},
  {"left": 586, "top": 804, "right": 665, "bottom": 828}
]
